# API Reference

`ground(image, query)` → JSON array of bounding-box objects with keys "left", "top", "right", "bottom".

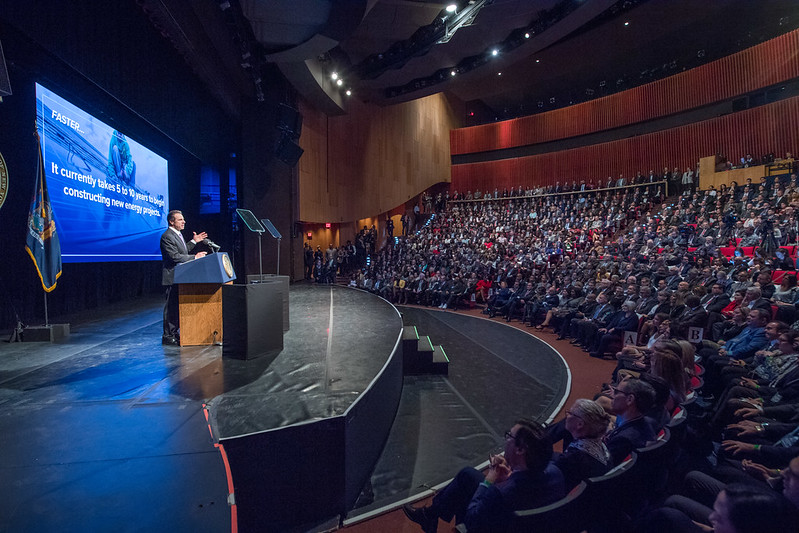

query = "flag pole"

[{"left": 43, "top": 291, "right": 49, "bottom": 327}]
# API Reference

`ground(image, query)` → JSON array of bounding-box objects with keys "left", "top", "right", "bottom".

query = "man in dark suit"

[
  {"left": 634, "top": 285, "right": 658, "bottom": 315},
  {"left": 589, "top": 301, "right": 641, "bottom": 357},
  {"left": 571, "top": 293, "right": 615, "bottom": 347},
  {"left": 606, "top": 379, "right": 658, "bottom": 465},
  {"left": 558, "top": 292, "right": 598, "bottom": 340},
  {"left": 702, "top": 283, "right": 731, "bottom": 314},
  {"left": 160, "top": 209, "right": 208, "bottom": 345},
  {"left": 403, "top": 420, "right": 565, "bottom": 533},
  {"left": 671, "top": 295, "right": 709, "bottom": 340}
]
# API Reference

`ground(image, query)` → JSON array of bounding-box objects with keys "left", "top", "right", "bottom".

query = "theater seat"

[
  {"left": 772, "top": 270, "right": 798, "bottom": 284},
  {"left": 742, "top": 246, "right": 755, "bottom": 256},
  {"left": 579, "top": 453, "right": 638, "bottom": 530},
  {"left": 508, "top": 482, "right": 590, "bottom": 533},
  {"left": 720, "top": 246, "right": 734, "bottom": 257}
]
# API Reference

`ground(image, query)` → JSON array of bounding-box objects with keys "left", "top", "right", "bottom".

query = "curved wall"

[
  {"left": 451, "top": 95, "right": 799, "bottom": 193},
  {"left": 299, "top": 93, "right": 462, "bottom": 223},
  {"left": 451, "top": 29, "right": 799, "bottom": 155}
]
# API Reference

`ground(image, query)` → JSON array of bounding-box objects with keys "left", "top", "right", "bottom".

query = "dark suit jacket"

[
  {"left": 160, "top": 228, "right": 198, "bottom": 285},
  {"left": 673, "top": 307, "right": 709, "bottom": 338},
  {"left": 606, "top": 311, "right": 640, "bottom": 334},
  {"left": 464, "top": 464, "right": 565, "bottom": 533},
  {"left": 605, "top": 416, "right": 657, "bottom": 466},
  {"left": 635, "top": 296, "right": 658, "bottom": 315},
  {"left": 748, "top": 298, "right": 774, "bottom": 313},
  {"left": 590, "top": 304, "right": 616, "bottom": 327},
  {"left": 702, "top": 294, "right": 731, "bottom": 314}
]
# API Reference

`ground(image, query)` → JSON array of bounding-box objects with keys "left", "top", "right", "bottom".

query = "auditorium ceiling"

[{"left": 141, "top": 0, "right": 798, "bottom": 120}]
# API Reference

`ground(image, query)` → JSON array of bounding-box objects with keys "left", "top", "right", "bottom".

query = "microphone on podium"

[{"left": 202, "top": 238, "right": 221, "bottom": 252}]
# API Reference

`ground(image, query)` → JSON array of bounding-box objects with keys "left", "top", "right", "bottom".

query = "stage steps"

[{"left": 401, "top": 324, "right": 448, "bottom": 375}]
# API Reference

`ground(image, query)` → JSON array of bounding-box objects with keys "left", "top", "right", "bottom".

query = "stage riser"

[{"left": 220, "top": 332, "right": 404, "bottom": 530}]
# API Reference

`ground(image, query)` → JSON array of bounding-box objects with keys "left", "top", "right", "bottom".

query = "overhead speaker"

[
  {"left": 275, "top": 134, "right": 304, "bottom": 167},
  {"left": 277, "top": 103, "right": 302, "bottom": 139},
  {"left": 0, "top": 39, "right": 11, "bottom": 97}
]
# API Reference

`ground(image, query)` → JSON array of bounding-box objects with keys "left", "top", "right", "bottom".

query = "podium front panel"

[{"left": 179, "top": 284, "right": 223, "bottom": 346}]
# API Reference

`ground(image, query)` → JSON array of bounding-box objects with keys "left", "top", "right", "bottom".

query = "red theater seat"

[
  {"left": 742, "top": 247, "right": 755, "bottom": 257},
  {"left": 772, "top": 271, "right": 798, "bottom": 284},
  {"left": 720, "top": 247, "right": 734, "bottom": 257}
]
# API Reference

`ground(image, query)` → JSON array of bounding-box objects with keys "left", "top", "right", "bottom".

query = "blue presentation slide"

[{"left": 35, "top": 83, "right": 169, "bottom": 262}]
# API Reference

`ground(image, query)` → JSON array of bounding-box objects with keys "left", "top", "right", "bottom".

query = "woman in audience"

[
  {"left": 669, "top": 291, "right": 687, "bottom": 321},
  {"left": 548, "top": 398, "right": 613, "bottom": 491},
  {"left": 772, "top": 273, "right": 799, "bottom": 323},
  {"left": 675, "top": 339, "right": 698, "bottom": 391},
  {"left": 650, "top": 340, "right": 689, "bottom": 412},
  {"left": 638, "top": 483, "right": 799, "bottom": 533},
  {"left": 710, "top": 301, "right": 750, "bottom": 344},
  {"left": 772, "top": 248, "right": 796, "bottom": 271}
]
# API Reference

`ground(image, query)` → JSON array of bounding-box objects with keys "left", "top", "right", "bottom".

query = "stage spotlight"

[
  {"left": 446, "top": 4, "right": 457, "bottom": 13},
  {"left": 336, "top": 79, "right": 343, "bottom": 86},
  {"left": 331, "top": 72, "right": 338, "bottom": 80},
  {"left": 450, "top": 70, "right": 457, "bottom": 76},
  {"left": 491, "top": 49, "right": 498, "bottom": 56},
  {"left": 345, "top": 89, "right": 352, "bottom": 96},
  {"left": 524, "top": 32, "right": 530, "bottom": 39}
]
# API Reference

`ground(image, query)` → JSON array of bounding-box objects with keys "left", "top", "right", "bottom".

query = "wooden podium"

[{"left": 174, "top": 253, "right": 237, "bottom": 346}]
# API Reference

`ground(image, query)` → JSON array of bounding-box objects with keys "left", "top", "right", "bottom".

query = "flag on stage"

[{"left": 25, "top": 132, "right": 62, "bottom": 292}]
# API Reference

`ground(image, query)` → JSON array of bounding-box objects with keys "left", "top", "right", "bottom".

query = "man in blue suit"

[
  {"left": 160, "top": 209, "right": 208, "bottom": 345},
  {"left": 403, "top": 420, "right": 565, "bottom": 532},
  {"left": 700, "top": 308, "right": 770, "bottom": 396}
]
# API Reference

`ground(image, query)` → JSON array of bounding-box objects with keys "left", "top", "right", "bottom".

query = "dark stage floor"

[
  {"left": 206, "top": 286, "right": 403, "bottom": 438},
  {"left": 0, "top": 287, "right": 570, "bottom": 532},
  {"left": 347, "top": 306, "right": 570, "bottom": 522}
]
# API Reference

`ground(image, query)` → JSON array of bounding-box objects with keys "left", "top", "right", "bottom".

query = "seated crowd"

[{"left": 357, "top": 165, "right": 799, "bottom": 531}]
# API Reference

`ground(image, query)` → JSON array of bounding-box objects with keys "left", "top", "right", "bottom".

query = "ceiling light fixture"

[
  {"left": 438, "top": 0, "right": 489, "bottom": 44},
  {"left": 345, "top": 89, "right": 352, "bottom": 96},
  {"left": 446, "top": 4, "right": 457, "bottom": 13},
  {"left": 450, "top": 70, "right": 457, "bottom": 76},
  {"left": 491, "top": 49, "right": 499, "bottom": 56},
  {"left": 336, "top": 79, "right": 343, "bottom": 86}
]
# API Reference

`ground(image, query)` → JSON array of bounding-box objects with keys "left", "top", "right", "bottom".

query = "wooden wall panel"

[
  {"left": 451, "top": 29, "right": 799, "bottom": 155},
  {"left": 451, "top": 96, "right": 799, "bottom": 193},
  {"left": 299, "top": 93, "right": 462, "bottom": 223}
]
